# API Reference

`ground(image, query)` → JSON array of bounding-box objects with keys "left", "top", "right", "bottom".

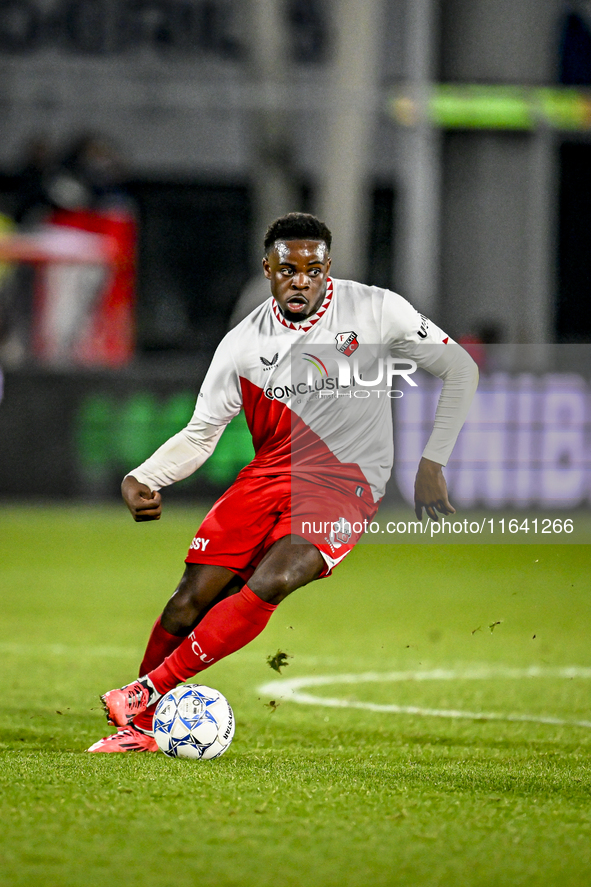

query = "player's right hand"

[{"left": 121, "top": 475, "right": 162, "bottom": 521}]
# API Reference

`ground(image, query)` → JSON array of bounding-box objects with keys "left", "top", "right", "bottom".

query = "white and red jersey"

[{"left": 150, "top": 277, "right": 477, "bottom": 502}]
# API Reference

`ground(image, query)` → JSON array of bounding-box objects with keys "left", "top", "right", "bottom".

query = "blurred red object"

[
  {"left": 458, "top": 334, "right": 487, "bottom": 369},
  {"left": 0, "top": 208, "right": 136, "bottom": 367}
]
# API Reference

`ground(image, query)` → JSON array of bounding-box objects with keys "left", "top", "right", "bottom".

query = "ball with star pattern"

[{"left": 153, "top": 684, "right": 235, "bottom": 759}]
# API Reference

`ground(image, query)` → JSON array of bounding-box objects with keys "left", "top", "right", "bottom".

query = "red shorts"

[{"left": 185, "top": 472, "right": 379, "bottom": 582}]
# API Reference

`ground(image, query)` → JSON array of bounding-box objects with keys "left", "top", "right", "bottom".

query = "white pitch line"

[{"left": 258, "top": 666, "right": 591, "bottom": 729}]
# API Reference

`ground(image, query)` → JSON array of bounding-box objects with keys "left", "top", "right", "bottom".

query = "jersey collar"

[{"left": 271, "top": 278, "right": 333, "bottom": 332}]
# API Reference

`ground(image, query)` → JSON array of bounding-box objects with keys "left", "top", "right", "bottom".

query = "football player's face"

[{"left": 263, "top": 239, "right": 332, "bottom": 322}]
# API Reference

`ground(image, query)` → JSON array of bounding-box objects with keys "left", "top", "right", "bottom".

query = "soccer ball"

[{"left": 153, "top": 684, "right": 235, "bottom": 759}]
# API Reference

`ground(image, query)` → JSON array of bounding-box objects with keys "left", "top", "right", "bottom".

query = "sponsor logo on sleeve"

[{"left": 417, "top": 314, "right": 429, "bottom": 338}]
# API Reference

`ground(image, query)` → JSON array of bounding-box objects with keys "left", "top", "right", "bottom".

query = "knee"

[
  {"left": 248, "top": 537, "right": 324, "bottom": 605},
  {"left": 162, "top": 593, "right": 199, "bottom": 635},
  {"left": 170, "top": 583, "right": 200, "bottom": 616},
  {"left": 269, "top": 570, "right": 293, "bottom": 601},
  {"left": 162, "top": 563, "right": 241, "bottom": 634},
  {"left": 249, "top": 567, "right": 304, "bottom": 605},
  {"left": 162, "top": 575, "right": 203, "bottom": 634}
]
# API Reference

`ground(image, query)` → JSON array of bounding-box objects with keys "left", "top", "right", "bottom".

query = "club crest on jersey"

[
  {"left": 326, "top": 517, "right": 352, "bottom": 551},
  {"left": 260, "top": 353, "right": 279, "bottom": 371},
  {"left": 335, "top": 331, "right": 359, "bottom": 356}
]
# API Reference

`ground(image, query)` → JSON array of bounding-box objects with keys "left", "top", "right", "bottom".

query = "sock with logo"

[
  {"left": 147, "top": 586, "right": 277, "bottom": 694},
  {"left": 133, "top": 616, "right": 184, "bottom": 734}
]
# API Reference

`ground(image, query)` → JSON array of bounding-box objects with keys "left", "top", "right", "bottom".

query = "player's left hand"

[{"left": 413, "top": 457, "right": 456, "bottom": 521}]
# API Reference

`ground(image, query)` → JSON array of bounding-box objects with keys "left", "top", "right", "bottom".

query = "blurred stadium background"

[
  {"left": 0, "top": 0, "right": 590, "bottom": 507},
  {"left": 2, "top": 8, "right": 591, "bottom": 885}
]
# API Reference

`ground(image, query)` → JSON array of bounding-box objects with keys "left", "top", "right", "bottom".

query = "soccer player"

[{"left": 88, "top": 212, "right": 478, "bottom": 752}]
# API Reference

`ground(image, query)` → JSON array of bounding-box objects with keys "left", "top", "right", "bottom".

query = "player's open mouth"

[{"left": 286, "top": 297, "right": 308, "bottom": 313}]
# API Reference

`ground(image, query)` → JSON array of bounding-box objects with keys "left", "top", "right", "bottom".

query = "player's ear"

[
  {"left": 326, "top": 255, "right": 332, "bottom": 272},
  {"left": 262, "top": 256, "right": 272, "bottom": 279}
]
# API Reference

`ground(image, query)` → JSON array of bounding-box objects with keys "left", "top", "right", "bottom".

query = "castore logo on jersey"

[{"left": 260, "top": 353, "right": 279, "bottom": 371}]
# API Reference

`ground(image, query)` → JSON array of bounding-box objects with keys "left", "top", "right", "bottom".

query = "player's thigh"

[
  {"left": 185, "top": 474, "right": 289, "bottom": 579},
  {"left": 248, "top": 535, "right": 324, "bottom": 604}
]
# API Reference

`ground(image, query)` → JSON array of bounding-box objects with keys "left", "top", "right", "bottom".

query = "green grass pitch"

[{"left": 2, "top": 503, "right": 591, "bottom": 887}]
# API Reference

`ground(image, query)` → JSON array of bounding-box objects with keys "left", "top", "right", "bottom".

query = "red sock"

[
  {"left": 147, "top": 586, "right": 277, "bottom": 695},
  {"left": 139, "top": 616, "right": 184, "bottom": 675},
  {"left": 134, "top": 616, "right": 184, "bottom": 732}
]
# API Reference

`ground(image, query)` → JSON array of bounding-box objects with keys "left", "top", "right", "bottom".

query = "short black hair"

[{"left": 264, "top": 212, "right": 332, "bottom": 254}]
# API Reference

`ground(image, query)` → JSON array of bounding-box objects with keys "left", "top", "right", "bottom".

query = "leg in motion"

[
  {"left": 89, "top": 564, "right": 239, "bottom": 751},
  {"left": 100, "top": 537, "right": 324, "bottom": 729},
  {"left": 130, "top": 565, "right": 242, "bottom": 733}
]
